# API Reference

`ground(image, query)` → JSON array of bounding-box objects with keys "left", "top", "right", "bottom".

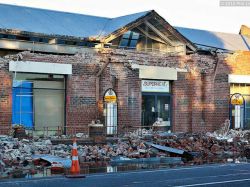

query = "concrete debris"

[
  {"left": 206, "top": 120, "right": 250, "bottom": 143},
  {"left": 124, "top": 129, "right": 153, "bottom": 139},
  {"left": 76, "top": 133, "right": 85, "bottom": 138},
  {"left": 1, "top": 123, "right": 250, "bottom": 178},
  {"left": 44, "top": 139, "right": 52, "bottom": 145}
]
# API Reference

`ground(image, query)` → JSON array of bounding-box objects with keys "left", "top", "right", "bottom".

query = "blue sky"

[{"left": 0, "top": 0, "right": 249, "bottom": 33}]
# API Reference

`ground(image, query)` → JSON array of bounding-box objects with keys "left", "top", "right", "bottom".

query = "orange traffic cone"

[{"left": 70, "top": 138, "right": 80, "bottom": 175}]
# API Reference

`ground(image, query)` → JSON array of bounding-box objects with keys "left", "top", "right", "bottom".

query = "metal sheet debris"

[
  {"left": 150, "top": 143, "right": 184, "bottom": 155},
  {"left": 32, "top": 155, "right": 71, "bottom": 168}
]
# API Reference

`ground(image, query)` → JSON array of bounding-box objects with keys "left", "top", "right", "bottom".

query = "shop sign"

[
  {"left": 104, "top": 88, "right": 117, "bottom": 103},
  {"left": 230, "top": 93, "right": 244, "bottom": 105},
  {"left": 141, "top": 80, "right": 169, "bottom": 93}
]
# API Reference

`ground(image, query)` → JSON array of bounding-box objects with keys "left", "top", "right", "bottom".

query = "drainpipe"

[
  {"left": 95, "top": 58, "right": 111, "bottom": 119},
  {"left": 212, "top": 51, "right": 219, "bottom": 82}
]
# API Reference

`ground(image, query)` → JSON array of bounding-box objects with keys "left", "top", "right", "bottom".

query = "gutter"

[{"left": 194, "top": 43, "right": 234, "bottom": 54}]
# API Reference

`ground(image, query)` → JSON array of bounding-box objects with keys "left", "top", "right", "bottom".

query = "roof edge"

[
  {"left": 150, "top": 11, "right": 197, "bottom": 52},
  {"left": 0, "top": 3, "right": 110, "bottom": 19},
  {"left": 101, "top": 10, "right": 154, "bottom": 42}
]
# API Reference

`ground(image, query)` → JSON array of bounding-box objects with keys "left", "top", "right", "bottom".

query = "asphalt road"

[{"left": 1, "top": 163, "right": 250, "bottom": 187}]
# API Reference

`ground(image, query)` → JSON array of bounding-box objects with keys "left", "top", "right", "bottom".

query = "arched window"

[{"left": 104, "top": 89, "right": 117, "bottom": 135}]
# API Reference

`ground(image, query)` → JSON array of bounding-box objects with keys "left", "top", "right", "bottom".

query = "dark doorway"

[{"left": 142, "top": 93, "right": 171, "bottom": 130}]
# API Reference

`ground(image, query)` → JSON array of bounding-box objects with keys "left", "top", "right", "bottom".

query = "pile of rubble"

[{"left": 1, "top": 120, "right": 250, "bottom": 178}]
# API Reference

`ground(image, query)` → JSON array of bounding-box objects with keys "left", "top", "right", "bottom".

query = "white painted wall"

[{"left": 228, "top": 74, "right": 250, "bottom": 84}]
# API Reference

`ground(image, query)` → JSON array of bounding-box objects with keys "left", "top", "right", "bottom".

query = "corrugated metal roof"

[
  {"left": 176, "top": 27, "right": 250, "bottom": 51},
  {"left": 101, "top": 11, "right": 151, "bottom": 37},
  {"left": 0, "top": 3, "right": 149, "bottom": 39},
  {"left": 0, "top": 4, "right": 108, "bottom": 38},
  {"left": 0, "top": 4, "right": 249, "bottom": 52}
]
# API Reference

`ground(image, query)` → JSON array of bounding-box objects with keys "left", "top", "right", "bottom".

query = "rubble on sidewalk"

[{"left": 1, "top": 119, "right": 250, "bottom": 178}]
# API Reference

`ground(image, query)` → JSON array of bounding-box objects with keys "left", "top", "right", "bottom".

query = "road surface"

[{"left": 1, "top": 163, "right": 250, "bottom": 187}]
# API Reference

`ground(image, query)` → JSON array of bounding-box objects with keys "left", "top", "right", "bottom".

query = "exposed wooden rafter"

[
  {"left": 136, "top": 26, "right": 166, "bottom": 44},
  {"left": 102, "top": 10, "right": 196, "bottom": 52},
  {"left": 144, "top": 21, "right": 174, "bottom": 46},
  {"left": 102, "top": 15, "right": 153, "bottom": 44},
  {"left": 153, "top": 14, "right": 197, "bottom": 51}
]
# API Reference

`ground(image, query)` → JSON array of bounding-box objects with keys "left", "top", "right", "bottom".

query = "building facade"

[{"left": 0, "top": 4, "right": 250, "bottom": 135}]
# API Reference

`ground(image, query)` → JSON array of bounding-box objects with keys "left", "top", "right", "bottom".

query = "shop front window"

[
  {"left": 12, "top": 73, "right": 65, "bottom": 135},
  {"left": 141, "top": 80, "right": 171, "bottom": 131}
]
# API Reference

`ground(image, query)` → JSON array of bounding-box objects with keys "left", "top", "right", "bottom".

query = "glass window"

[
  {"left": 12, "top": 73, "right": 65, "bottom": 135},
  {"left": 246, "top": 108, "right": 250, "bottom": 118},
  {"left": 119, "top": 31, "right": 139, "bottom": 48},
  {"left": 245, "top": 96, "right": 250, "bottom": 107},
  {"left": 120, "top": 39, "right": 129, "bottom": 47},
  {"left": 129, "top": 40, "right": 137, "bottom": 48},
  {"left": 122, "top": 31, "right": 131, "bottom": 39},
  {"left": 142, "top": 94, "right": 171, "bottom": 131},
  {"left": 131, "top": 32, "right": 139, "bottom": 40}
]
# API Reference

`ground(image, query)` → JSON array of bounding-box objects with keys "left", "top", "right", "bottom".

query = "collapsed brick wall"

[
  {"left": 101, "top": 50, "right": 219, "bottom": 133},
  {"left": 0, "top": 49, "right": 250, "bottom": 135},
  {"left": 213, "top": 51, "right": 250, "bottom": 130}
]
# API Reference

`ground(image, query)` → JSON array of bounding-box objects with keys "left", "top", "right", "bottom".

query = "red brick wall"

[
  {"left": 1, "top": 50, "right": 250, "bottom": 135},
  {"left": 187, "top": 51, "right": 250, "bottom": 132},
  {"left": 66, "top": 63, "right": 98, "bottom": 134},
  {"left": 172, "top": 72, "right": 192, "bottom": 132},
  {"left": 0, "top": 60, "right": 12, "bottom": 134},
  {"left": 99, "top": 63, "right": 141, "bottom": 132},
  {"left": 215, "top": 51, "right": 250, "bottom": 127}
]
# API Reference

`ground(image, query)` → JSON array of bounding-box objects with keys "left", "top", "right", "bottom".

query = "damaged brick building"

[{"left": 0, "top": 4, "right": 250, "bottom": 135}]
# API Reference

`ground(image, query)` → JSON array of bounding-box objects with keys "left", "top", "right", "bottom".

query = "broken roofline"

[
  {"left": 0, "top": 12, "right": 148, "bottom": 43},
  {"left": 0, "top": 28, "right": 97, "bottom": 42},
  {"left": 0, "top": 10, "right": 152, "bottom": 42},
  {"left": 102, "top": 10, "right": 197, "bottom": 52},
  {"left": 0, "top": 8, "right": 197, "bottom": 52}
]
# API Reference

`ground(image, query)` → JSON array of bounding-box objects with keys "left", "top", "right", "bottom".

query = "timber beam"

[
  {"left": 136, "top": 26, "right": 166, "bottom": 44},
  {"left": 102, "top": 15, "right": 153, "bottom": 44},
  {"left": 144, "top": 20, "right": 174, "bottom": 46}
]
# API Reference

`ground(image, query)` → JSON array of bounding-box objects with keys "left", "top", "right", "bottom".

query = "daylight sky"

[{"left": 0, "top": 0, "right": 249, "bottom": 33}]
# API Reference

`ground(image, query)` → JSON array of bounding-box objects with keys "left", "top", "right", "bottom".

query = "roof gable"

[
  {"left": 0, "top": 4, "right": 196, "bottom": 52},
  {"left": 100, "top": 11, "right": 151, "bottom": 38},
  {"left": 102, "top": 10, "right": 197, "bottom": 51}
]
